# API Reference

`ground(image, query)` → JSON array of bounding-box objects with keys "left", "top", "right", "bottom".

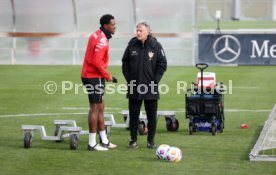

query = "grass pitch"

[{"left": 0, "top": 65, "right": 276, "bottom": 175}]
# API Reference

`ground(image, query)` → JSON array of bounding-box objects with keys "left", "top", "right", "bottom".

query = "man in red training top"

[{"left": 81, "top": 14, "right": 118, "bottom": 151}]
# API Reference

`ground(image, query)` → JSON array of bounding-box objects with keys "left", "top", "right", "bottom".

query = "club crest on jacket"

[{"left": 148, "top": 51, "right": 154, "bottom": 60}]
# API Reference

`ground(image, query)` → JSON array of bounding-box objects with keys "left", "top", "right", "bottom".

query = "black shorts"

[{"left": 81, "top": 77, "right": 105, "bottom": 103}]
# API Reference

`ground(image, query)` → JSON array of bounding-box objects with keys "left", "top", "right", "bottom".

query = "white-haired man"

[{"left": 122, "top": 22, "right": 167, "bottom": 148}]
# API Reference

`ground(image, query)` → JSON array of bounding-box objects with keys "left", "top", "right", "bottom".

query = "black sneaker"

[
  {"left": 147, "top": 142, "right": 157, "bottom": 149},
  {"left": 128, "top": 140, "right": 138, "bottom": 148}
]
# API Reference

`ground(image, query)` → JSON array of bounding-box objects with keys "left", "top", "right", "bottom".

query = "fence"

[{"left": 0, "top": 0, "right": 275, "bottom": 65}]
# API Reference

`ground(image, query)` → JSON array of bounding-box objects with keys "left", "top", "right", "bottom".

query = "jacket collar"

[
  {"left": 130, "top": 35, "right": 157, "bottom": 47},
  {"left": 100, "top": 27, "right": 112, "bottom": 40}
]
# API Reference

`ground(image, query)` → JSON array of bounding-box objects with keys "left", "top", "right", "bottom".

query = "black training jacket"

[{"left": 122, "top": 35, "right": 167, "bottom": 100}]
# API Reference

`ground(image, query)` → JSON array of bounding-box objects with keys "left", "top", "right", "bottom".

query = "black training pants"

[{"left": 128, "top": 99, "right": 158, "bottom": 143}]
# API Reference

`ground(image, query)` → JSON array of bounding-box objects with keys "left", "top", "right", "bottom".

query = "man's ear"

[{"left": 103, "top": 23, "right": 108, "bottom": 29}]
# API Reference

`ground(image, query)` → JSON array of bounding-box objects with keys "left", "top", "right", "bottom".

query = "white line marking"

[
  {"left": 225, "top": 109, "right": 271, "bottom": 112},
  {"left": 62, "top": 107, "right": 88, "bottom": 110},
  {"left": 232, "top": 86, "right": 260, "bottom": 89},
  {"left": 62, "top": 107, "right": 122, "bottom": 110},
  {"left": 175, "top": 109, "right": 271, "bottom": 113},
  {"left": 0, "top": 112, "right": 87, "bottom": 118},
  {"left": 105, "top": 107, "right": 122, "bottom": 110},
  {"left": 0, "top": 108, "right": 271, "bottom": 118}
]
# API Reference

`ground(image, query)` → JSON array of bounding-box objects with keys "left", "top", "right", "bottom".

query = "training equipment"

[
  {"left": 21, "top": 114, "right": 118, "bottom": 150},
  {"left": 22, "top": 120, "right": 83, "bottom": 150},
  {"left": 165, "top": 146, "right": 182, "bottom": 163},
  {"left": 21, "top": 111, "right": 179, "bottom": 150},
  {"left": 156, "top": 144, "right": 171, "bottom": 160},
  {"left": 158, "top": 111, "right": 179, "bottom": 132},
  {"left": 121, "top": 110, "right": 148, "bottom": 135},
  {"left": 122, "top": 110, "right": 179, "bottom": 135},
  {"left": 185, "top": 63, "right": 225, "bottom": 136},
  {"left": 249, "top": 104, "right": 276, "bottom": 161}
]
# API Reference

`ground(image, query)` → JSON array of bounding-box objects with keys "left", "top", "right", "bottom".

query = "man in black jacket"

[{"left": 122, "top": 22, "right": 167, "bottom": 148}]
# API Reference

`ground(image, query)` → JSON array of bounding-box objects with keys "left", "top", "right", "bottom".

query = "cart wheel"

[
  {"left": 105, "top": 125, "right": 111, "bottom": 135},
  {"left": 189, "top": 125, "right": 193, "bottom": 135},
  {"left": 123, "top": 115, "right": 130, "bottom": 130},
  {"left": 166, "top": 119, "right": 179, "bottom": 131},
  {"left": 211, "top": 126, "right": 216, "bottom": 136},
  {"left": 24, "top": 132, "right": 32, "bottom": 148},
  {"left": 220, "top": 122, "right": 224, "bottom": 133},
  {"left": 70, "top": 133, "right": 78, "bottom": 150},
  {"left": 54, "top": 125, "right": 64, "bottom": 142},
  {"left": 138, "top": 123, "right": 148, "bottom": 135},
  {"left": 166, "top": 119, "right": 171, "bottom": 131},
  {"left": 192, "top": 122, "right": 197, "bottom": 132},
  {"left": 123, "top": 115, "right": 127, "bottom": 122}
]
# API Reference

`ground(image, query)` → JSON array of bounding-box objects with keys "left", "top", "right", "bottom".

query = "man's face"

[
  {"left": 104, "top": 19, "right": 116, "bottom": 35},
  {"left": 136, "top": 25, "right": 149, "bottom": 42}
]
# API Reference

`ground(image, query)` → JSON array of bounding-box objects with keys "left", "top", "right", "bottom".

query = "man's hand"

[
  {"left": 111, "top": 76, "right": 118, "bottom": 83},
  {"left": 107, "top": 76, "right": 118, "bottom": 83}
]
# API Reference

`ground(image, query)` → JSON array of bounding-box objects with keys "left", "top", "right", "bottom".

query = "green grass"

[{"left": 0, "top": 65, "right": 276, "bottom": 175}]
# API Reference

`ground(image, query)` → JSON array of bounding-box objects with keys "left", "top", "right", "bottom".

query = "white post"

[
  {"left": 215, "top": 10, "right": 221, "bottom": 32},
  {"left": 273, "top": 0, "right": 276, "bottom": 21},
  {"left": 192, "top": 0, "right": 196, "bottom": 65},
  {"left": 11, "top": 38, "right": 16, "bottom": 65},
  {"left": 232, "top": 0, "right": 241, "bottom": 20}
]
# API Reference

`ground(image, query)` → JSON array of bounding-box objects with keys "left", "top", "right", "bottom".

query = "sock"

[
  {"left": 99, "top": 130, "right": 109, "bottom": 144},
  {"left": 89, "top": 133, "right": 96, "bottom": 147}
]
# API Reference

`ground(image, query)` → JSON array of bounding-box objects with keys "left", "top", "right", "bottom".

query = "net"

[{"left": 249, "top": 104, "right": 276, "bottom": 161}]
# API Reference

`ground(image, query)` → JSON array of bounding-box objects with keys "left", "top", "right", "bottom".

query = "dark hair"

[{"left": 100, "top": 14, "right": 114, "bottom": 26}]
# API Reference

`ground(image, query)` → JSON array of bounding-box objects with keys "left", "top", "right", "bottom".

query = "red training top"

[{"left": 81, "top": 28, "right": 111, "bottom": 80}]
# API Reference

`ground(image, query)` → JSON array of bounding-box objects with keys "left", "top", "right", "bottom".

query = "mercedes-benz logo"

[{"left": 213, "top": 35, "right": 241, "bottom": 63}]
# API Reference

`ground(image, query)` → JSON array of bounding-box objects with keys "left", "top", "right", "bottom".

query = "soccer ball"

[
  {"left": 156, "top": 144, "right": 170, "bottom": 160},
  {"left": 165, "top": 146, "right": 182, "bottom": 163}
]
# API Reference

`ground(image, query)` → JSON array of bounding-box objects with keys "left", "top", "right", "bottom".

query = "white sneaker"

[
  {"left": 88, "top": 144, "right": 109, "bottom": 151},
  {"left": 101, "top": 141, "right": 117, "bottom": 149}
]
